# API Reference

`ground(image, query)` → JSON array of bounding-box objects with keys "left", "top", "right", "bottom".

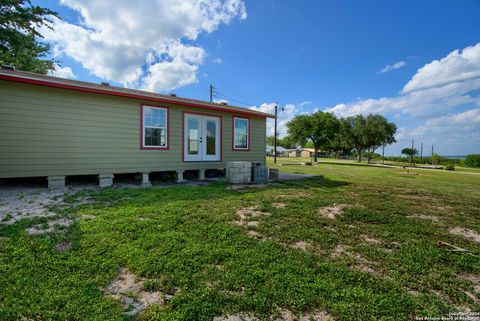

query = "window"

[
  {"left": 142, "top": 105, "right": 168, "bottom": 149},
  {"left": 233, "top": 117, "right": 249, "bottom": 150}
]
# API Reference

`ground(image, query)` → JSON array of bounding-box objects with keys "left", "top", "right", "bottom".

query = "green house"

[{"left": 0, "top": 67, "right": 274, "bottom": 188}]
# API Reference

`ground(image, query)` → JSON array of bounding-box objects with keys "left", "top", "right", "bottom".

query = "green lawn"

[{"left": 1, "top": 158, "right": 479, "bottom": 320}]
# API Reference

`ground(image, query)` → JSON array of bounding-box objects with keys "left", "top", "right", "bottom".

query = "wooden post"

[
  {"left": 274, "top": 103, "right": 278, "bottom": 164},
  {"left": 420, "top": 142, "right": 423, "bottom": 163},
  {"left": 411, "top": 139, "right": 415, "bottom": 167}
]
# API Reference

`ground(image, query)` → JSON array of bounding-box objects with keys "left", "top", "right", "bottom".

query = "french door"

[{"left": 184, "top": 113, "right": 221, "bottom": 161}]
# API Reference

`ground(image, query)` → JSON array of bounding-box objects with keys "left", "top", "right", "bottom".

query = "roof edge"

[{"left": 0, "top": 73, "right": 275, "bottom": 119}]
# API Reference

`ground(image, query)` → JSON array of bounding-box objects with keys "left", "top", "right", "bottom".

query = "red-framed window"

[
  {"left": 140, "top": 104, "right": 169, "bottom": 150},
  {"left": 232, "top": 116, "right": 250, "bottom": 151}
]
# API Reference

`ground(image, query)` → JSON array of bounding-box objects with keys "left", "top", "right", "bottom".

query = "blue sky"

[{"left": 36, "top": 0, "right": 480, "bottom": 156}]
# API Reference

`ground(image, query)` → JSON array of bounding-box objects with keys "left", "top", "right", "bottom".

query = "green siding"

[{"left": 0, "top": 81, "right": 267, "bottom": 178}]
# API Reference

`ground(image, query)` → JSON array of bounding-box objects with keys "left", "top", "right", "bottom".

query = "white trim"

[
  {"left": 184, "top": 113, "right": 220, "bottom": 162},
  {"left": 143, "top": 106, "right": 168, "bottom": 148},
  {"left": 233, "top": 117, "right": 249, "bottom": 150}
]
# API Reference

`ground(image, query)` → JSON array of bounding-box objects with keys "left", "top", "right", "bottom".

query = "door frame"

[{"left": 182, "top": 111, "right": 222, "bottom": 162}]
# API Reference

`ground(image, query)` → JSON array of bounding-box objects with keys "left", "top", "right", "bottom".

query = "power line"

[
  {"left": 214, "top": 91, "right": 258, "bottom": 107},
  {"left": 211, "top": 86, "right": 262, "bottom": 107}
]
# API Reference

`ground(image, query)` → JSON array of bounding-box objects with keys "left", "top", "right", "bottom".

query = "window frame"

[
  {"left": 140, "top": 104, "right": 169, "bottom": 150},
  {"left": 232, "top": 116, "right": 250, "bottom": 151}
]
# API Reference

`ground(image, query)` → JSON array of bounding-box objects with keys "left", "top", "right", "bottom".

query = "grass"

[{"left": 0, "top": 157, "right": 479, "bottom": 320}]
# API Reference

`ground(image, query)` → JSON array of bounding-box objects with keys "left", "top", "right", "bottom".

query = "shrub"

[
  {"left": 444, "top": 164, "right": 455, "bottom": 171},
  {"left": 464, "top": 154, "right": 480, "bottom": 168}
]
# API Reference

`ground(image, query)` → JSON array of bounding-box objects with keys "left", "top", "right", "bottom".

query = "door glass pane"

[
  {"left": 206, "top": 120, "right": 216, "bottom": 155},
  {"left": 188, "top": 118, "right": 199, "bottom": 155}
]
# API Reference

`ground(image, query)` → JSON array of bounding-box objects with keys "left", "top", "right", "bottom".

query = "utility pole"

[
  {"left": 274, "top": 102, "right": 278, "bottom": 164},
  {"left": 420, "top": 142, "right": 423, "bottom": 163},
  {"left": 431, "top": 144, "right": 435, "bottom": 168},
  {"left": 411, "top": 139, "right": 414, "bottom": 166},
  {"left": 209, "top": 84, "right": 213, "bottom": 103}
]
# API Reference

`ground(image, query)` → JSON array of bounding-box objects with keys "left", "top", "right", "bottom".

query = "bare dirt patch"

[
  {"left": 277, "top": 309, "right": 334, "bottom": 321},
  {"left": 106, "top": 268, "right": 167, "bottom": 316},
  {"left": 80, "top": 214, "right": 96, "bottom": 220},
  {"left": 272, "top": 202, "right": 287, "bottom": 209},
  {"left": 246, "top": 230, "right": 267, "bottom": 241},
  {"left": 234, "top": 206, "right": 270, "bottom": 227},
  {"left": 324, "top": 226, "right": 337, "bottom": 233},
  {"left": 408, "top": 214, "right": 441, "bottom": 222},
  {"left": 460, "top": 274, "right": 480, "bottom": 293},
  {"left": 450, "top": 227, "right": 480, "bottom": 243},
  {"left": 291, "top": 241, "right": 309, "bottom": 251},
  {"left": 55, "top": 241, "right": 72, "bottom": 252},
  {"left": 406, "top": 288, "right": 421, "bottom": 296},
  {"left": 397, "top": 193, "right": 436, "bottom": 202},
  {"left": 361, "top": 235, "right": 381, "bottom": 244},
  {"left": 26, "top": 218, "right": 74, "bottom": 235},
  {"left": 213, "top": 309, "right": 334, "bottom": 321},
  {"left": 318, "top": 204, "right": 347, "bottom": 219},
  {"left": 331, "top": 244, "right": 383, "bottom": 277},
  {"left": 213, "top": 313, "right": 257, "bottom": 321},
  {"left": 0, "top": 185, "right": 94, "bottom": 225}
]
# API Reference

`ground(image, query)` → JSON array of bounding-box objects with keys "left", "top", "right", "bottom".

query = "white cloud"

[
  {"left": 300, "top": 100, "right": 312, "bottom": 106},
  {"left": 39, "top": 0, "right": 246, "bottom": 91},
  {"left": 378, "top": 61, "right": 406, "bottom": 74},
  {"left": 403, "top": 43, "right": 480, "bottom": 93},
  {"left": 213, "top": 58, "right": 223, "bottom": 64},
  {"left": 48, "top": 64, "right": 76, "bottom": 79},
  {"left": 325, "top": 43, "right": 480, "bottom": 155}
]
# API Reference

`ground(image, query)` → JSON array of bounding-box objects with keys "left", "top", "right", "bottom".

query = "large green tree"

[
  {"left": 340, "top": 115, "right": 368, "bottom": 162},
  {"left": 364, "top": 114, "right": 397, "bottom": 164},
  {"left": 287, "top": 111, "right": 340, "bottom": 162},
  {"left": 0, "top": 0, "right": 57, "bottom": 73}
]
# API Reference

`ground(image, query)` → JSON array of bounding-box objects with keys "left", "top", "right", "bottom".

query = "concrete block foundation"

[
  {"left": 251, "top": 165, "right": 268, "bottom": 184},
  {"left": 98, "top": 174, "right": 114, "bottom": 187},
  {"left": 269, "top": 168, "right": 279, "bottom": 180},
  {"left": 47, "top": 176, "right": 66, "bottom": 189},
  {"left": 226, "top": 161, "right": 251, "bottom": 184},
  {"left": 140, "top": 173, "right": 152, "bottom": 187},
  {"left": 176, "top": 170, "right": 186, "bottom": 183},
  {"left": 199, "top": 169, "right": 206, "bottom": 180}
]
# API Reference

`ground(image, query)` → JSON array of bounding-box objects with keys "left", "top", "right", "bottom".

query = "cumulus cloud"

[
  {"left": 39, "top": 0, "right": 246, "bottom": 91},
  {"left": 325, "top": 43, "right": 480, "bottom": 155},
  {"left": 403, "top": 43, "right": 480, "bottom": 93},
  {"left": 48, "top": 64, "right": 76, "bottom": 79},
  {"left": 377, "top": 61, "right": 406, "bottom": 74}
]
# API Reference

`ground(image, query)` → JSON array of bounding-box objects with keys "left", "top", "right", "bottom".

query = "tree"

[
  {"left": 0, "top": 0, "right": 58, "bottom": 73},
  {"left": 339, "top": 115, "right": 368, "bottom": 162},
  {"left": 266, "top": 135, "right": 275, "bottom": 146},
  {"left": 266, "top": 135, "right": 297, "bottom": 149},
  {"left": 279, "top": 135, "right": 297, "bottom": 149},
  {"left": 363, "top": 114, "right": 397, "bottom": 164},
  {"left": 401, "top": 147, "right": 418, "bottom": 165},
  {"left": 464, "top": 154, "right": 480, "bottom": 168},
  {"left": 287, "top": 111, "right": 340, "bottom": 162}
]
